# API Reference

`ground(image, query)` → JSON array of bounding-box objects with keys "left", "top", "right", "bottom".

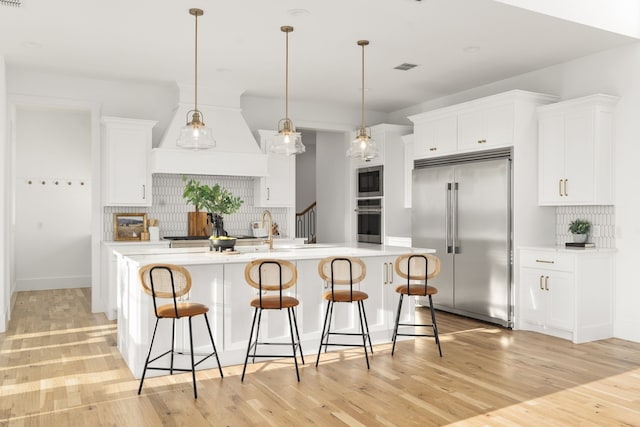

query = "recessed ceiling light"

[
  {"left": 463, "top": 46, "right": 481, "bottom": 53},
  {"left": 288, "top": 8, "right": 310, "bottom": 17},
  {"left": 22, "top": 41, "right": 43, "bottom": 49}
]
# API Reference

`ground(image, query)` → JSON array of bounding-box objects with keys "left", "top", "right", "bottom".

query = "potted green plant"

[
  {"left": 568, "top": 219, "right": 591, "bottom": 243},
  {"left": 182, "top": 176, "right": 243, "bottom": 236}
]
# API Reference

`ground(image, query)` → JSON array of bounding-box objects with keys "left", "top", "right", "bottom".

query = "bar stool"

[
  {"left": 137, "top": 264, "right": 223, "bottom": 399},
  {"left": 242, "top": 259, "right": 304, "bottom": 382},
  {"left": 391, "top": 253, "right": 442, "bottom": 356},
  {"left": 316, "top": 256, "right": 373, "bottom": 369}
]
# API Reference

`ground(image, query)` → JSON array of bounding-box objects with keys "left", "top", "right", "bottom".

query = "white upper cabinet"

[
  {"left": 102, "top": 116, "right": 157, "bottom": 206},
  {"left": 412, "top": 114, "right": 457, "bottom": 159},
  {"left": 537, "top": 94, "right": 618, "bottom": 205},
  {"left": 409, "top": 90, "right": 556, "bottom": 160},
  {"left": 457, "top": 103, "right": 514, "bottom": 151},
  {"left": 254, "top": 129, "right": 295, "bottom": 207}
]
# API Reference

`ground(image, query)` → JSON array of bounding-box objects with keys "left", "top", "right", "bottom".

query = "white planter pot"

[{"left": 572, "top": 233, "right": 588, "bottom": 244}]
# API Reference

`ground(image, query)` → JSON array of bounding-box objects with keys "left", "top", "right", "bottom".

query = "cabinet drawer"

[{"left": 519, "top": 250, "right": 574, "bottom": 272}]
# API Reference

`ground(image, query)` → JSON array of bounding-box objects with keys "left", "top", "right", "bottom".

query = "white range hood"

[{"left": 151, "top": 85, "right": 268, "bottom": 177}]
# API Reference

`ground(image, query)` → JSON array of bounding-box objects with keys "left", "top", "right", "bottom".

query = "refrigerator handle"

[
  {"left": 452, "top": 182, "right": 459, "bottom": 254},
  {"left": 446, "top": 183, "right": 452, "bottom": 253}
]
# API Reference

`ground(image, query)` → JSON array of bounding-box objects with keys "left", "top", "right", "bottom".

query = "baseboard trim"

[{"left": 16, "top": 275, "right": 91, "bottom": 291}]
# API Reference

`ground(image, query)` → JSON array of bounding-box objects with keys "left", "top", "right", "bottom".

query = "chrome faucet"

[{"left": 261, "top": 209, "right": 273, "bottom": 250}]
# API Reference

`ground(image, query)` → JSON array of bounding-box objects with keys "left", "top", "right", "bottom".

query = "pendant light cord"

[
  {"left": 194, "top": 11, "right": 199, "bottom": 112},
  {"left": 361, "top": 42, "right": 365, "bottom": 130},
  {"left": 285, "top": 29, "right": 289, "bottom": 121}
]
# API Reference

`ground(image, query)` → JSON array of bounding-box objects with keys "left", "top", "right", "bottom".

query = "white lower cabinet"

[
  {"left": 103, "top": 241, "right": 170, "bottom": 320},
  {"left": 518, "top": 248, "right": 614, "bottom": 343}
]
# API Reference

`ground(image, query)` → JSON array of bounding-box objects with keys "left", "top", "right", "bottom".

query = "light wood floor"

[{"left": 1, "top": 288, "right": 639, "bottom": 426}]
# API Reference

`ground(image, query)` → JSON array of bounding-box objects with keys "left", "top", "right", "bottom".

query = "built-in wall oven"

[
  {"left": 357, "top": 165, "right": 383, "bottom": 198},
  {"left": 355, "top": 198, "right": 382, "bottom": 243}
]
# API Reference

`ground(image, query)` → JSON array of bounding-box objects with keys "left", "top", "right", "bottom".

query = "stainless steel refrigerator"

[{"left": 412, "top": 148, "right": 512, "bottom": 327}]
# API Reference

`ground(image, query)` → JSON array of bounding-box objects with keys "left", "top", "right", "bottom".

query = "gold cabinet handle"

[
  {"left": 545, "top": 276, "right": 549, "bottom": 291},
  {"left": 559, "top": 179, "right": 563, "bottom": 196},
  {"left": 539, "top": 275, "right": 544, "bottom": 290},
  {"left": 535, "top": 259, "right": 555, "bottom": 264},
  {"left": 429, "top": 147, "right": 437, "bottom": 151},
  {"left": 477, "top": 139, "right": 486, "bottom": 144},
  {"left": 564, "top": 179, "right": 568, "bottom": 197}
]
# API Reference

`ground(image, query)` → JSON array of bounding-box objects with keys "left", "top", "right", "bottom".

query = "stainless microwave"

[{"left": 357, "top": 165, "right": 383, "bottom": 198}]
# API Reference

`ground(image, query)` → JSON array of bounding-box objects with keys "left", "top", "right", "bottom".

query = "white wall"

[
  {"left": 7, "top": 67, "right": 175, "bottom": 145},
  {"left": 14, "top": 107, "right": 92, "bottom": 290},
  {"left": 390, "top": 41, "right": 640, "bottom": 342},
  {"left": 0, "top": 56, "right": 8, "bottom": 331},
  {"left": 241, "top": 95, "right": 390, "bottom": 133},
  {"left": 316, "top": 131, "right": 350, "bottom": 243},
  {"left": 296, "top": 130, "right": 316, "bottom": 212}
]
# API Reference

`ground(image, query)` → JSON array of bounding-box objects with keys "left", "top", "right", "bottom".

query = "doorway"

[{"left": 13, "top": 106, "right": 92, "bottom": 290}]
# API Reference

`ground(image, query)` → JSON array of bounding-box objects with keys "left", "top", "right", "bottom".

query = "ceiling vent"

[
  {"left": 0, "top": 0, "right": 21, "bottom": 7},
  {"left": 394, "top": 63, "right": 418, "bottom": 71}
]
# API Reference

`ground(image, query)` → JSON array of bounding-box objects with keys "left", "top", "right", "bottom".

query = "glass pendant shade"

[
  {"left": 176, "top": 8, "right": 215, "bottom": 150},
  {"left": 177, "top": 110, "right": 215, "bottom": 149},
  {"left": 348, "top": 39, "right": 378, "bottom": 160},
  {"left": 347, "top": 127, "right": 378, "bottom": 160},
  {"left": 270, "top": 25, "right": 305, "bottom": 156},
  {"left": 272, "top": 118, "right": 305, "bottom": 155}
]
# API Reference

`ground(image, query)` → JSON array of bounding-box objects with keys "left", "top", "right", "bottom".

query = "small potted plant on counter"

[
  {"left": 182, "top": 176, "right": 243, "bottom": 236},
  {"left": 568, "top": 219, "right": 591, "bottom": 244}
]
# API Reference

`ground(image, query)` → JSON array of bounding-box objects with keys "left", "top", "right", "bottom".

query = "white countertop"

[{"left": 116, "top": 243, "right": 435, "bottom": 266}]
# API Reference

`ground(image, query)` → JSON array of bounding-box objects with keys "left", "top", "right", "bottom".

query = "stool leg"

[
  {"left": 203, "top": 312, "right": 223, "bottom": 378},
  {"left": 356, "top": 301, "right": 370, "bottom": 369},
  {"left": 391, "top": 294, "right": 404, "bottom": 356},
  {"left": 138, "top": 317, "right": 160, "bottom": 395},
  {"left": 287, "top": 307, "right": 301, "bottom": 381},
  {"left": 360, "top": 300, "right": 373, "bottom": 354},
  {"left": 252, "top": 308, "right": 264, "bottom": 363},
  {"left": 242, "top": 307, "right": 259, "bottom": 382},
  {"left": 169, "top": 318, "right": 176, "bottom": 375},
  {"left": 291, "top": 306, "right": 305, "bottom": 365},
  {"left": 429, "top": 295, "right": 443, "bottom": 357},
  {"left": 188, "top": 316, "right": 198, "bottom": 398},
  {"left": 325, "top": 300, "right": 335, "bottom": 353},
  {"left": 316, "top": 300, "right": 332, "bottom": 367}
]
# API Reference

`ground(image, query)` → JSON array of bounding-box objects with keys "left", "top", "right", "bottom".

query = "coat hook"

[
  {"left": 27, "top": 180, "right": 32, "bottom": 184},
  {"left": 41, "top": 180, "right": 46, "bottom": 185},
  {"left": 68, "top": 181, "right": 72, "bottom": 185},
  {"left": 80, "top": 181, "right": 85, "bottom": 186},
  {"left": 54, "top": 181, "right": 59, "bottom": 185}
]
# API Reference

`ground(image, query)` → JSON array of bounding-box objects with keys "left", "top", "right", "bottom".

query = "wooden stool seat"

[
  {"left": 322, "top": 290, "right": 368, "bottom": 302},
  {"left": 394, "top": 285, "right": 438, "bottom": 296},
  {"left": 250, "top": 295, "right": 299, "bottom": 309},
  {"left": 156, "top": 302, "right": 209, "bottom": 318},
  {"left": 137, "top": 263, "right": 223, "bottom": 399}
]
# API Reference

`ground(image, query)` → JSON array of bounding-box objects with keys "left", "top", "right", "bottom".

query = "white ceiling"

[{"left": 0, "top": 0, "right": 636, "bottom": 112}]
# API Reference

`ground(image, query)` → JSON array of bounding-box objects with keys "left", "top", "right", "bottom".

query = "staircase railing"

[{"left": 296, "top": 202, "right": 316, "bottom": 243}]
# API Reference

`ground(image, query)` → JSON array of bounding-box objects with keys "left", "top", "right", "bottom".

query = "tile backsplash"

[
  {"left": 103, "top": 174, "right": 289, "bottom": 240},
  {"left": 556, "top": 205, "right": 615, "bottom": 248}
]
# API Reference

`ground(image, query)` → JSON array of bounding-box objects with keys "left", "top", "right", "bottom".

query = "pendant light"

[
  {"left": 347, "top": 40, "right": 378, "bottom": 160},
  {"left": 177, "top": 8, "right": 215, "bottom": 150},
  {"left": 271, "top": 25, "right": 305, "bottom": 155}
]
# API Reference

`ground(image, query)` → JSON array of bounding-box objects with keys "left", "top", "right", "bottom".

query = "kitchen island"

[{"left": 115, "top": 243, "right": 435, "bottom": 378}]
